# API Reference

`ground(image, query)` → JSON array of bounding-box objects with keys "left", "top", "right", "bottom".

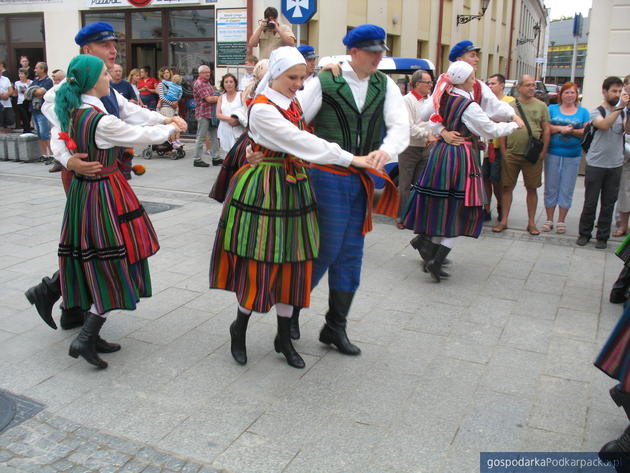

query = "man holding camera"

[{"left": 247, "top": 7, "right": 295, "bottom": 59}]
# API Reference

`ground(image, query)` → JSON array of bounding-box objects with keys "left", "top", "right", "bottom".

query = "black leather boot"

[
  {"left": 95, "top": 336, "right": 121, "bottom": 353},
  {"left": 274, "top": 316, "right": 305, "bottom": 368},
  {"left": 410, "top": 235, "right": 451, "bottom": 269},
  {"left": 426, "top": 245, "right": 452, "bottom": 283},
  {"left": 60, "top": 307, "right": 87, "bottom": 330},
  {"left": 290, "top": 307, "right": 301, "bottom": 340},
  {"left": 610, "top": 385, "right": 630, "bottom": 422},
  {"left": 68, "top": 313, "right": 108, "bottom": 369},
  {"left": 319, "top": 290, "right": 361, "bottom": 356},
  {"left": 229, "top": 309, "right": 250, "bottom": 365},
  {"left": 24, "top": 271, "right": 62, "bottom": 330},
  {"left": 599, "top": 424, "right": 630, "bottom": 470},
  {"left": 611, "top": 267, "right": 630, "bottom": 304}
]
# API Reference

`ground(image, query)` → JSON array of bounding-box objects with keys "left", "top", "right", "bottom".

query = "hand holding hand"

[
  {"left": 441, "top": 129, "right": 465, "bottom": 145},
  {"left": 67, "top": 153, "right": 102, "bottom": 176},
  {"left": 350, "top": 155, "right": 371, "bottom": 168},
  {"left": 366, "top": 150, "right": 391, "bottom": 172},
  {"left": 245, "top": 144, "right": 264, "bottom": 165}
]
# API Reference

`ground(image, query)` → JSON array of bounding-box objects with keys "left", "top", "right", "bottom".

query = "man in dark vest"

[
  {"left": 291, "top": 24, "right": 409, "bottom": 355},
  {"left": 25, "top": 22, "right": 187, "bottom": 332}
]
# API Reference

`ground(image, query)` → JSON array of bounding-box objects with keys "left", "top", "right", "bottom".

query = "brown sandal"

[
  {"left": 527, "top": 225, "right": 541, "bottom": 236},
  {"left": 492, "top": 223, "right": 508, "bottom": 233}
]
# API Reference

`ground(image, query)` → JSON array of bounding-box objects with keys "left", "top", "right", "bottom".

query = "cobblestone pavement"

[{"left": 0, "top": 152, "right": 628, "bottom": 473}]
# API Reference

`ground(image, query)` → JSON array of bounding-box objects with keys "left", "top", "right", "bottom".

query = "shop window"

[
  {"left": 84, "top": 12, "right": 126, "bottom": 40},
  {"left": 131, "top": 11, "right": 163, "bottom": 39},
  {"left": 169, "top": 10, "right": 214, "bottom": 38},
  {"left": 0, "top": 17, "right": 5, "bottom": 41},
  {"left": 10, "top": 15, "right": 44, "bottom": 43},
  {"left": 169, "top": 40, "right": 214, "bottom": 76}
]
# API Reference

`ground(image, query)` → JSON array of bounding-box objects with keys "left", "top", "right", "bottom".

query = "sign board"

[
  {"left": 87, "top": 0, "right": 198, "bottom": 7},
  {"left": 281, "top": 0, "right": 317, "bottom": 24},
  {"left": 535, "top": 57, "right": 545, "bottom": 63},
  {"left": 216, "top": 8, "right": 247, "bottom": 66}
]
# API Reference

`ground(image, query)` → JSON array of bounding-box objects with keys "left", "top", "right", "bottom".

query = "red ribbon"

[
  {"left": 430, "top": 113, "right": 443, "bottom": 123},
  {"left": 58, "top": 131, "right": 78, "bottom": 152}
]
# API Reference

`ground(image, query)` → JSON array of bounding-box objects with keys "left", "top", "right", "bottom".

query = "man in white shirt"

[
  {"left": 297, "top": 45, "right": 318, "bottom": 86},
  {"left": 0, "top": 61, "right": 15, "bottom": 132},
  {"left": 237, "top": 55, "right": 258, "bottom": 92},
  {"left": 291, "top": 24, "right": 409, "bottom": 355},
  {"left": 398, "top": 69, "right": 435, "bottom": 227}
]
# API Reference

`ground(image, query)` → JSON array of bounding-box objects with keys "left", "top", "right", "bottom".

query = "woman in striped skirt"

[
  {"left": 209, "top": 47, "right": 372, "bottom": 369},
  {"left": 54, "top": 55, "right": 184, "bottom": 369},
  {"left": 402, "top": 61, "right": 522, "bottom": 282},
  {"left": 596, "top": 300, "right": 630, "bottom": 460}
]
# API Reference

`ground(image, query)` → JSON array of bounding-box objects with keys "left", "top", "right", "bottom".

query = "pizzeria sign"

[{"left": 87, "top": 0, "right": 199, "bottom": 7}]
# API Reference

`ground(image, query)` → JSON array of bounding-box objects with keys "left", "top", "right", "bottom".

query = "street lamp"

[
  {"left": 457, "top": 0, "right": 491, "bottom": 26},
  {"left": 517, "top": 22, "right": 541, "bottom": 45}
]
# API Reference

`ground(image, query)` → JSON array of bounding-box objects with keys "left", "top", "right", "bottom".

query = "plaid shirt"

[{"left": 193, "top": 78, "right": 218, "bottom": 120}]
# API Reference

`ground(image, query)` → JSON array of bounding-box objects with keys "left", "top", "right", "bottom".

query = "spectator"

[
  {"left": 614, "top": 74, "right": 630, "bottom": 237},
  {"left": 13, "top": 67, "right": 32, "bottom": 133},
  {"left": 138, "top": 66, "right": 158, "bottom": 110},
  {"left": 157, "top": 66, "right": 177, "bottom": 116},
  {"left": 577, "top": 76, "right": 630, "bottom": 249},
  {"left": 297, "top": 45, "right": 318, "bottom": 85},
  {"left": 493, "top": 74, "right": 550, "bottom": 235},
  {"left": 192, "top": 64, "right": 221, "bottom": 167},
  {"left": 238, "top": 55, "right": 258, "bottom": 92},
  {"left": 127, "top": 68, "right": 142, "bottom": 104},
  {"left": 19, "top": 55, "right": 33, "bottom": 80},
  {"left": 484, "top": 73, "right": 515, "bottom": 222},
  {"left": 110, "top": 64, "right": 135, "bottom": 101},
  {"left": 541, "top": 82, "right": 589, "bottom": 234},
  {"left": 397, "top": 69, "right": 434, "bottom": 229},
  {"left": 247, "top": 7, "right": 296, "bottom": 59},
  {"left": 29, "top": 61, "right": 54, "bottom": 161},
  {"left": 216, "top": 73, "right": 245, "bottom": 153},
  {"left": 0, "top": 61, "right": 15, "bottom": 132},
  {"left": 242, "top": 59, "right": 268, "bottom": 106},
  {"left": 51, "top": 69, "right": 66, "bottom": 85}
]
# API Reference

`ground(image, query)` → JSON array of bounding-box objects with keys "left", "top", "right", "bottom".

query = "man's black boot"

[
  {"left": 611, "top": 267, "right": 630, "bottom": 303},
  {"left": 60, "top": 308, "right": 87, "bottom": 330},
  {"left": 229, "top": 309, "right": 250, "bottom": 365},
  {"left": 426, "top": 245, "right": 452, "bottom": 283},
  {"left": 290, "top": 307, "right": 301, "bottom": 340},
  {"left": 68, "top": 313, "right": 108, "bottom": 369},
  {"left": 319, "top": 290, "right": 361, "bottom": 356},
  {"left": 274, "top": 316, "right": 305, "bottom": 368},
  {"left": 599, "top": 424, "right": 630, "bottom": 471},
  {"left": 24, "top": 271, "right": 62, "bottom": 330}
]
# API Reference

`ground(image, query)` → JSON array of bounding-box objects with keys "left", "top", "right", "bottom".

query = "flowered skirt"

[
  {"left": 209, "top": 158, "right": 319, "bottom": 312},
  {"left": 402, "top": 141, "right": 485, "bottom": 238},
  {"left": 58, "top": 167, "right": 159, "bottom": 314}
]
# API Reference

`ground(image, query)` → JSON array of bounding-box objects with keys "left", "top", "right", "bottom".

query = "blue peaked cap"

[
  {"left": 75, "top": 22, "right": 117, "bottom": 47},
  {"left": 448, "top": 40, "right": 480, "bottom": 62},
  {"left": 342, "top": 24, "right": 389, "bottom": 52},
  {"left": 297, "top": 45, "right": 317, "bottom": 59}
]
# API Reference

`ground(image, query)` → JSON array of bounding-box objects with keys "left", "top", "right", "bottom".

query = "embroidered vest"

[
  {"left": 311, "top": 70, "right": 387, "bottom": 155},
  {"left": 71, "top": 108, "right": 122, "bottom": 168},
  {"left": 441, "top": 94, "right": 475, "bottom": 138}
]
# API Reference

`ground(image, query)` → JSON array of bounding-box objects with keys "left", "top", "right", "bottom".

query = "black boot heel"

[
  {"left": 68, "top": 313, "right": 108, "bottom": 369},
  {"left": 426, "top": 245, "right": 452, "bottom": 283},
  {"left": 275, "top": 317, "right": 305, "bottom": 368}
]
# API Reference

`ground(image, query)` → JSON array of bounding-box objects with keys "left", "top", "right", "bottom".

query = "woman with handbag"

[
  {"left": 402, "top": 61, "right": 522, "bottom": 282},
  {"left": 54, "top": 54, "right": 184, "bottom": 369},
  {"left": 209, "top": 46, "right": 373, "bottom": 369}
]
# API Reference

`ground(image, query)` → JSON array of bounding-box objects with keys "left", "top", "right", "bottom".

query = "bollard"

[
  {"left": 6, "top": 134, "right": 19, "bottom": 161},
  {"left": 17, "top": 133, "right": 40, "bottom": 162},
  {"left": 0, "top": 134, "right": 7, "bottom": 161}
]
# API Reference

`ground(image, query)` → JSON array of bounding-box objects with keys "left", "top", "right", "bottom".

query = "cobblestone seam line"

[{"left": 0, "top": 410, "right": 224, "bottom": 473}]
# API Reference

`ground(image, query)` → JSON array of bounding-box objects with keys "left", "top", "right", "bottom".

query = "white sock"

[
  {"left": 238, "top": 304, "right": 252, "bottom": 315},
  {"left": 276, "top": 303, "right": 293, "bottom": 318}
]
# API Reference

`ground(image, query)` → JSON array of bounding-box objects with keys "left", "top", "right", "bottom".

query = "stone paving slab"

[{"left": 1, "top": 156, "right": 628, "bottom": 473}]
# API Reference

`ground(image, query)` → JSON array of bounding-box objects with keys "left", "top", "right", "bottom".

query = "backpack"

[{"left": 582, "top": 106, "right": 625, "bottom": 153}]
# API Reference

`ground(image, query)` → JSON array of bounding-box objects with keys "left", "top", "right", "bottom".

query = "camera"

[{"left": 266, "top": 20, "right": 275, "bottom": 29}]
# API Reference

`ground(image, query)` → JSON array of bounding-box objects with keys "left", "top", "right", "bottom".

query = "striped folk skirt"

[
  {"left": 402, "top": 141, "right": 485, "bottom": 238},
  {"left": 209, "top": 159, "right": 319, "bottom": 313},
  {"left": 58, "top": 169, "right": 159, "bottom": 314},
  {"left": 595, "top": 303, "right": 630, "bottom": 391}
]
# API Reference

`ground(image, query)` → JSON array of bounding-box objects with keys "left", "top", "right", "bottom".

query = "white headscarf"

[
  {"left": 255, "top": 46, "right": 306, "bottom": 95},
  {"left": 430, "top": 61, "right": 475, "bottom": 123}
]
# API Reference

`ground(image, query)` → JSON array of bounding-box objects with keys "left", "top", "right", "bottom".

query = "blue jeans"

[
  {"left": 543, "top": 153, "right": 580, "bottom": 209},
  {"left": 32, "top": 111, "right": 50, "bottom": 140}
]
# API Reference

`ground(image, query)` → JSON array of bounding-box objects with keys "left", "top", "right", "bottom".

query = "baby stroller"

[{"left": 141, "top": 140, "right": 185, "bottom": 160}]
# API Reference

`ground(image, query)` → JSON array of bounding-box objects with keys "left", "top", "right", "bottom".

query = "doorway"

[
  {"left": 132, "top": 43, "right": 163, "bottom": 78},
  {"left": 13, "top": 47, "right": 45, "bottom": 77}
]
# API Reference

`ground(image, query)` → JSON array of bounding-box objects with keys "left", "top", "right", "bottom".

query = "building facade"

[
  {"left": 545, "top": 16, "right": 589, "bottom": 87},
  {"left": 582, "top": 0, "right": 630, "bottom": 110}
]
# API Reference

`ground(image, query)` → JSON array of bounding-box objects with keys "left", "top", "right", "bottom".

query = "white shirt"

[
  {"left": 403, "top": 92, "right": 432, "bottom": 147},
  {"left": 451, "top": 87, "right": 518, "bottom": 139},
  {"left": 0, "top": 76, "right": 12, "bottom": 107},
  {"left": 43, "top": 80, "right": 167, "bottom": 167},
  {"left": 421, "top": 78, "right": 516, "bottom": 134},
  {"left": 77, "top": 95, "right": 177, "bottom": 150},
  {"left": 14, "top": 79, "right": 31, "bottom": 105},
  {"left": 238, "top": 73, "right": 253, "bottom": 92},
  {"left": 248, "top": 86, "right": 353, "bottom": 167},
  {"left": 298, "top": 61, "right": 409, "bottom": 161}
]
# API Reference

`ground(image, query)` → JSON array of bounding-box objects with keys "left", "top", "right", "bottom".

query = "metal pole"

[
  {"left": 570, "top": 35, "right": 577, "bottom": 82},
  {"left": 296, "top": 24, "right": 301, "bottom": 46}
]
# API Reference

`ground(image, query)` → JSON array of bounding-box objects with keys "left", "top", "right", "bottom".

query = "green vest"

[{"left": 312, "top": 69, "right": 387, "bottom": 156}]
